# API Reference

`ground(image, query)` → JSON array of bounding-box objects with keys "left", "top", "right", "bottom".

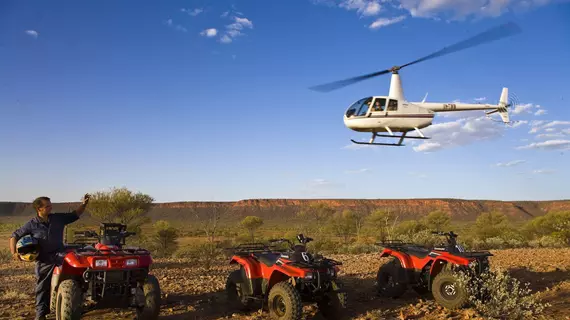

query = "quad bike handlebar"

[{"left": 431, "top": 231, "right": 459, "bottom": 247}]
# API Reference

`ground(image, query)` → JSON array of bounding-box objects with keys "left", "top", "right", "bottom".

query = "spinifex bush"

[{"left": 456, "top": 267, "right": 550, "bottom": 319}]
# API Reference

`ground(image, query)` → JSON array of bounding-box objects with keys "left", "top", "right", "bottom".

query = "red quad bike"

[
  {"left": 225, "top": 234, "right": 348, "bottom": 320},
  {"left": 49, "top": 223, "right": 161, "bottom": 320},
  {"left": 375, "top": 231, "right": 492, "bottom": 310}
]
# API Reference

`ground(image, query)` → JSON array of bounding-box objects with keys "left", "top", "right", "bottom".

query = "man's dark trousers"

[{"left": 35, "top": 261, "right": 56, "bottom": 318}]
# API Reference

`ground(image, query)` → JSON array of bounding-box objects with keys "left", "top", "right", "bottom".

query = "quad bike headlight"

[
  {"left": 327, "top": 268, "right": 336, "bottom": 277},
  {"left": 94, "top": 259, "right": 108, "bottom": 267},
  {"left": 125, "top": 259, "right": 138, "bottom": 267}
]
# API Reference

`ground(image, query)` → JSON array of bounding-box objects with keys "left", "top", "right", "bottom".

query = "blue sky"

[{"left": 1, "top": 0, "right": 570, "bottom": 202}]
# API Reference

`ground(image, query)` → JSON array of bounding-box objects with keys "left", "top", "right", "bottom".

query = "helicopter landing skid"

[{"left": 351, "top": 129, "right": 431, "bottom": 146}]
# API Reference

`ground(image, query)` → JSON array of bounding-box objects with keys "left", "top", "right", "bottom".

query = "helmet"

[{"left": 16, "top": 235, "right": 40, "bottom": 262}]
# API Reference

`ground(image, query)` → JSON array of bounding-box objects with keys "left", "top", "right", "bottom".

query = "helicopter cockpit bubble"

[{"left": 345, "top": 97, "right": 372, "bottom": 118}]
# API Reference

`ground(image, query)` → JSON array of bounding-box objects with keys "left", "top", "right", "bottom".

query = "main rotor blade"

[
  {"left": 399, "top": 21, "right": 522, "bottom": 69},
  {"left": 309, "top": 69, "right": 391, "bottom": 92}
]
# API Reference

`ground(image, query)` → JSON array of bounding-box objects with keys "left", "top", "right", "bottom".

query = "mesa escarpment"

[{"left": 1, "top": 198, "right": 569, "bottom": 222}]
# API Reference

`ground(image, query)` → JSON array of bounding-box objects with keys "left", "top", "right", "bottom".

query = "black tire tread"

[
  {"left": 225, "top": 269, "right": 254, "bottom": 311},
  {"left": 376, "top": 259, "right": 408, "bottom": 298},
  {"left": 268, "top": 281, "right": 302, "bottom": 320},
  {"left": 431, "top": 269, "right": 469, "bottom": 310},
  {"left": 137, "top": 274, "right": 161, "bottom": 320},
  {"left": 318, "top": 280, "right": 348, "bottom": 319},
  {"left": 57, "top": 279, "right": 83, "bottom": 320}
]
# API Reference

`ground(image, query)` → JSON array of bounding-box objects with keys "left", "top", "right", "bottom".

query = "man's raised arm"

[{"left": 73, "top": 193, "right": 90, "bottom": 217}]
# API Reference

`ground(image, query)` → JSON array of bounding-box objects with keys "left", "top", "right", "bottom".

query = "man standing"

[{"left": 9, "top": 194, "right": 90, "bottom": 320}]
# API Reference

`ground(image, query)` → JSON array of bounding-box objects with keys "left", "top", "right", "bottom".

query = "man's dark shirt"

[{"left": 12, "top": 212, "right": 79, "bottom": 264}]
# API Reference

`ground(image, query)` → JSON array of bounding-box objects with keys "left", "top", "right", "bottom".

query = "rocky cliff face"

[{"left": 2, "top": 198, "right": 569, "bottom": 222}]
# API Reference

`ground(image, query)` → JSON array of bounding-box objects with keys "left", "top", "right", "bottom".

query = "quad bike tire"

[
  {"left": 376, "top": 258, "right": 408, "bottom": 298},
  {"left": 267, "top": 281, "right": 302, "bottom": 320},
  {"left": 226, "top": 269, "right": 255, "bottom": 311},
  {"left": 55, "top": 279, "right": 83, "bottom": 320},
  {"left": 135, "top": 274, "right": 161, "bottom": 320},
  {"left": 317, "top": 280, "right": 348, "bottom": 320},
  {"left": 431, "top": 269, "right": 468, "bottom": 310}
]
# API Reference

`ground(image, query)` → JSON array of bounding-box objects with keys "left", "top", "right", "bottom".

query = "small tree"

[
  {"left": 328, "top": 210, "right": 357, "bottom": 244},
  {"left": 241, "top": 216, "right": 264, "bottom": 242},
  {"left": 151, "top": 220, "right": 179, "bottom": 257},
  {"left": 424, "top": 210, "right": 451, "bottom": 232},
  {"left": 297, "top": 202, "right": 336, "bottom": 234},
  {"left": 87, "top": 187, "right": 154, "bottom": 236},
  {"left": 474, "top": 211, "right": 509, "bottom": 240},
  {"left": 365, "top": 210, "right": 399, "bottom": 241}
]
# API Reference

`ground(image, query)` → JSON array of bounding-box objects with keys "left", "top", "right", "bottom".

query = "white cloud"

[
  {"left": 516, "top": 139, "right": 570, "bottom": 150},
  {"left": 533, "top": 169, "right": 556, "bottom": 174},
  {"left": 396, "top": 0, "right": 558, "bottom": 20},
  {"left": 181, "top": 8, "right": 203, "bottom": 16},
  {"left": 562, "top": 128, "right": 570, "bottom": 135},
  {"left": 369, "top": 15, "right": 406, "bottom": 29},
  {"left": 512, "top": 103, "right": 534, "bottom": 115},
  {"left": 301, "top": 178, "right": 343, "bottom": 196},
  {"left": 474, "top": 97, "right": 487, "bottom": 102},
  {"left": 413, "top": 116, "right": 504, "bottom": 152},
  {"left": 535, "top": 109, "right": 547, "bottom": 116},
  {"left": 219, "top": 35, "right": 233, "bottom": 43},
  {"left": 511, "top": 120, "right": 528, "bottom": 128},
  {"left": 345, "top": 168, "right": 371, "bottom": 174},
  {"left": 340, "top": 0, "right": 383, "bottom": 16},
  {"left": 200, "top": 28, "right": 218, "bottom": 37},
  {"left": 408, "top": 171, "right": 428, "bottom": 179},
  {"left": 219, "top": 16, "right": 253, "bottom": 44},
  {"left": 165, "top": 19, "right": 187, "bottom": 32},
  {"left": 543, "top": 120, "right": 570, "bottom": 128},
  {"left": 536, "top": 133, "right": 564, "bottom": 139},
  {"left": 25, "top": 30, "right": 39, "bottom": 38},
  {"left": 495, "top": 160, "right": 525, "bottom": 167}
]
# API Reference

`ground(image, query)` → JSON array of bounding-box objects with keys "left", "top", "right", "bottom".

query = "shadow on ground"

[{"left": 508, "top": 267, "right": 570, "bottom": 291}]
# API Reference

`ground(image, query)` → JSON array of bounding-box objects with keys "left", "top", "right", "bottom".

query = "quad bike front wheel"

[
  {"left": 317, "top": 280, "right": 348, "bottom": 320},
  {"left": 431, "top": 270, "right": 468, "bottom": 310},
  {"left": 135, "top": 274, "right": 161, "bottom": 320},
  {"left": 376, "top": 258, "right": 408, "bottom": 298},
  {"left": 267, "top": 281, "right": 302, "bottom": 320},
  {"left": 55, "top": 279, "right": 83, "bottom": 320},
  {"left": 226, "top": 269, "right": 255, "bottom": 311}
]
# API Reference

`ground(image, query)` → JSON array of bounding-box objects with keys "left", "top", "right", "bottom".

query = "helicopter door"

[
  {"left": 371, "top": 98, "right": 387, "bottom": 114},
  {"left": 386, "top": 99, "right": 398, "bottom": 112}
]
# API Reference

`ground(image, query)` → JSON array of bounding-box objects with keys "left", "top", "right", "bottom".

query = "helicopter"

[{"left": 309, "top": 22, "right": 522, "bottom": 146}]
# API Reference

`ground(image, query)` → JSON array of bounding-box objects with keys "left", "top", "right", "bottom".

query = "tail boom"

[{"left": 413, "top": 87, "right": 510, "bottom": 123}]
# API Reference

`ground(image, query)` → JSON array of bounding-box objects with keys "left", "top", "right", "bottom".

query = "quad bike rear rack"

[{"left": 73, "top": 247, "right": 151, "bottom": 256}]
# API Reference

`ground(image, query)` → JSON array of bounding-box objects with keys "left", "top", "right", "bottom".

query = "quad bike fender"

[
  {"left": 230, "top": 256, "right": 264, "bottom": 296},
  {"left": 429, "top": 255, "right": 472, "bottom": 279},
  {"left": 230, "top": 256, "right": 263, "bottom": 279},
  {"left": 380, "top": 249, "right": 414, "bottom": 269},
  {"left": 266, "top": 270, "right": 289, "bottom": 295}
]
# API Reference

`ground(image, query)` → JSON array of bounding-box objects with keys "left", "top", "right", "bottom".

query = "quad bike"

[
  {"left": 225, "top": 234, "right": 348, "bottom": 320},
  {"left": 375, "top": 231, "right": 492, "bottom": 310},
  {"left": 50, "top": 223, "right": 161, "bottom": 320}
]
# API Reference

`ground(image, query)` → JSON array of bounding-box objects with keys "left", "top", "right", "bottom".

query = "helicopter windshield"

[{"left": 345, "top": 97, "right": 372, "bottom": 117}]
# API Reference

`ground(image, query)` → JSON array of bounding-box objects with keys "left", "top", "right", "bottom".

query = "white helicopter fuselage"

[
  {"left": 343, "top": 99, "right": 434, "bottom": 133},
  {"left": 343, "top": 73, "right": 509, "bottom": 134}
]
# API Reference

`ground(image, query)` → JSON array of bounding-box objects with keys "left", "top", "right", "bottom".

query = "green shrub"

[
  {"left": 456, "top": 267, "right": 550, "bottom": 319},
  {"left": 529, "top": 235, "right": 567, "bottom": 248}
]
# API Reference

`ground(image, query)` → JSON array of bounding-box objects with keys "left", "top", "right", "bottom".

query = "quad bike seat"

[
  {"left": 401, "top": 246, "right": 430, "bottom": 259},
  {"left": 254, "top": 253, "right": 281, "bottom": 267}
]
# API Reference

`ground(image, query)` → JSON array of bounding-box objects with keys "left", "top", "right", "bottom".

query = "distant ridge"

[{"left": 1, "top": 198, "right": 569, "bottom": 222}]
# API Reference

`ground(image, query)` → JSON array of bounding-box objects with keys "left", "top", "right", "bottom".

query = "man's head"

[{"left": 33, "top": 196, "right": 52, "bottom": 217}]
